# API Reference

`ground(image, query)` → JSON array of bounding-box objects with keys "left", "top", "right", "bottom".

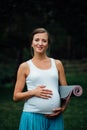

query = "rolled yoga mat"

[{"left": 59, "top": 85, "right": 83, "bottom": 99}]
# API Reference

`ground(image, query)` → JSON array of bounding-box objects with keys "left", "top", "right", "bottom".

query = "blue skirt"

[{"left": 19, "top": 112, "right": 64, "bottom": 130}]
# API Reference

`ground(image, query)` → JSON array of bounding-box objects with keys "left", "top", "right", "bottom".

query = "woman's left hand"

[{"left": 45, "top": 107, "right": 65, "bottom": 118}]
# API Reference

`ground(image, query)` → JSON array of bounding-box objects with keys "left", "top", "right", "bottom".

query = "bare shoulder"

[
  {"left": 55, "top": 59, "right": 63, "bottom": 67},
  {"left": 54, "top": 59, "right": 64, "bottom": 71},
  {"left": 17, "top": 61, "right": 30, "bottom": 77}
]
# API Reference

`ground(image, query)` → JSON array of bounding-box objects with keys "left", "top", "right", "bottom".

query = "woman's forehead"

[{"left": 33, "top": 32, "right": 48, "bottom": 38}]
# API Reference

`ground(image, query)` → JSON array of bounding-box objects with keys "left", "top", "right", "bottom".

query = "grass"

[
  {"left": 0, "top": 60, "right": 87, "bottom": 130},
  {"left": 0, "top": 88, "right": 24, "bottom": 130},
  {"left": 64, "top": 97, "right": 87, "bottom": 130},
  {"left": 63, "top": 60, "right": 87, "bottom": 130}
]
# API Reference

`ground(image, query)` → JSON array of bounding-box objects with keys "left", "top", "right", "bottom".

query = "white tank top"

[{"left": 23, "top": 58, "right": 61, "bottom": 114}]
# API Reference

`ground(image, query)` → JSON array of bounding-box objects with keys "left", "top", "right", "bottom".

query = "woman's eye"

[
  {"left": 35, "top": 38, "right": 39, "bottom": 42},
  {"left": 42, "top": 39, "right": 47, "bottom": 43},
  {"left": 34, "top": 38, "right": 47, "bottom": 43}
]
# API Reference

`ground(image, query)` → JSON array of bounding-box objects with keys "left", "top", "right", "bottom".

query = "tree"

[{"left": 0, "top": 0, "right": 87, "bottom": 60}]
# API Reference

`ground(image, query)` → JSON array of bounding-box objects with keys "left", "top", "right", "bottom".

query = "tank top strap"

[
  {"left": 50, "top": 58, "right": 56, "bottom": 68},
  {"left": 26, "top": 59, "right": 32, "bottom": 68}
]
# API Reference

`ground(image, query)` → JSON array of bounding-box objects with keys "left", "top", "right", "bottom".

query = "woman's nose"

[{"left": 38, "top": 40, "right": 43, "bottom": 45}]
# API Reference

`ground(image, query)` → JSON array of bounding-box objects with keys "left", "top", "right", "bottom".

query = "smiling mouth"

[{"left": 37, "top": 47, "right": 43, "bottom": 50}]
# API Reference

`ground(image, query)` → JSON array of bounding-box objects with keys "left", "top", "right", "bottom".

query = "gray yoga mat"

[{"left": 59, "top": 85, "right": 83, "bottom": 99}]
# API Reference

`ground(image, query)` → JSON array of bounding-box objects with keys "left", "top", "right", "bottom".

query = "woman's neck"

[{"left": 32, "top": 54, "right": 49, "bottom": 61}]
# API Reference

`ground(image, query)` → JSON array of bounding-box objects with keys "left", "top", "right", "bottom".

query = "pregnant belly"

[{"left": 25, "top": 92, "right": 61, "bottom": 114}]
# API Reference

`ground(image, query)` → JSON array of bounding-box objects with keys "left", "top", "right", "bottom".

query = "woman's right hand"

[{"left": 33, "top": 85, "right": 53, "bottom": 99}]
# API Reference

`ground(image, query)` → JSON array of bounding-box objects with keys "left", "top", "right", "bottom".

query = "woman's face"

[{"left": 31, "top": 32, "right": 48, "bottom": 54}]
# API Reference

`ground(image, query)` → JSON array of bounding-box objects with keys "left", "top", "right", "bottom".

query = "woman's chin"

[{"left": 36, "top": 50, "right": 44, "bottom": 54}]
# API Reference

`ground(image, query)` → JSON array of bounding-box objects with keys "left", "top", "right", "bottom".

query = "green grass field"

[{"left": 0, "top": 60, "right": 87, "bottom": 130}]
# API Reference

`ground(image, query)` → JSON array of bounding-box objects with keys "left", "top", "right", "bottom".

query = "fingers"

[
  {"left": 53, "top": 107, "right": 62, "bottom": 112},
  {"left": 34, "top": 85, "right": 53, "bottom": 99},
  {"left": 40, "top": 94, "right": 52, "bottom": 99},
  {"left": 45, "top": 112, "right": 61, "bottom": 118},
  {"left": 40, "top": 91, "right": 52, "bottom": 99},
  {"left": 45, "top": 107, "right": 62, "bottom": 118},
  {"left": 39, "top": 86, "right": 53, "bottom": 98},
  {"left": 40, "top": 86, "right": 52, "bottom": 91},
  {"left": 41, "top": 89, "right": 52, "bottom": 95}
]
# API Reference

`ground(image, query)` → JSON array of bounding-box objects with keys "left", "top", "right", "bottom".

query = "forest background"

[{"left": 0, "top": 0, "right": 87, "bottom": 130}]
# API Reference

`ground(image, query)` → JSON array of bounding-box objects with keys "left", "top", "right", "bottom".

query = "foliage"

[{"left": 0, "top": 0, "right": 87, "bottom": 60}]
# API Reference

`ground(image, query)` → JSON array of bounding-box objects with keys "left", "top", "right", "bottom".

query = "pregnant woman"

[{"left": 13, "top": 28, "right": 68, "bottom": 130}]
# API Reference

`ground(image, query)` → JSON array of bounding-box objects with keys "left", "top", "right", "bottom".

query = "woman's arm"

[
  {"left": 55, "top": 60, "right": 67, "bottom": 86},
  {"left": 13, "top": 62, "right": 34, "bottom": 101},
  {"left": 56, "top": 60, "right": 70, "bottom": 111}
]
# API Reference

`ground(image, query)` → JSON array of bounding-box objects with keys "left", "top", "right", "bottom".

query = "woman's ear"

[
  {"left": 31, "top": 43, "right": 33, "bottom": 48},
  {"left": 30, "top": 46, "right": 34, "bottom": 56}
]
